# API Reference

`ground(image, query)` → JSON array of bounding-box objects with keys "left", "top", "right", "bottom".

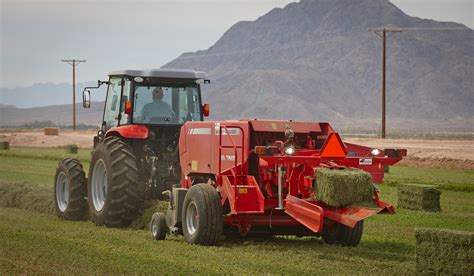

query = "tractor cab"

[
  {"left": 82, "top": 69, "right": 210, "bottom": 201},
  {"left": 83, "top": 69, "right": 210, "bottom": 136}
]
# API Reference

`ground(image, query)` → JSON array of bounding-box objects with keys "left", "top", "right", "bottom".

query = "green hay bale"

[
  {"left": 65, "top": 144, "right": 79, "bottom": 154},
  {"left": 415, "top": 228, "right": 474, "bottom": 275},
  {"left": 0, "top": 182, "right": 55, "bottom": 215},
  {"left": 314, "top": 168, "right": 373, "bottom": 208},
  {"left": 0, "top": 141, "right": 9, "bottom": 150},
  {"left": 398, "top": 184, "right": 441, "bottom": 212}
]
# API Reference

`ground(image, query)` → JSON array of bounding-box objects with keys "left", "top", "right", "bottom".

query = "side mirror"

[
  {"left": 203, "top": 104, "right": 210, "bottom": 117},
  {"left": 83, "top": 90, "right": 91, "bottom": 108}
]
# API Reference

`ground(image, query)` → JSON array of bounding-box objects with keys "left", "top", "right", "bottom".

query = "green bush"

[{"left": 65, "top": 144, "right": 79, "bottom": 154}]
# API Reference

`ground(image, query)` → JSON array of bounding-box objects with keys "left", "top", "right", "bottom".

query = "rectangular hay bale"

[
  {"left": 44, "top": 127, "right": 59, "bottom": 136},
  {"left": 398, "top": 184, "right": 441, "bottom": 212},
  {"left": 0, "top": 141, "right": 9, "bottom": 150},
  {"left": 314, "top": 168, "right": 373, "bottom": 208},
  {"left": 415, "top": 228, "right": 474, "bottom": 275}
]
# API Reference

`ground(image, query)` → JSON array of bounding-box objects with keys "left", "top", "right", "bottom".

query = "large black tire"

[
  {"left": 322, "top": 219, "right": 364, "bottom": 247},
  {"left": 338, "top": 220, "right": 364, "bottom": 246},
  {"left": 182, "top": 184, "right": 223, "bottom": 245},
  {"left": 322, "top": 219, "right": 340, "bottom": 245},
  {"left": 88, "top": 136, "right": 142, "bottom": 227},
  {"left": 151, "top": 212, "right": 167, "bottom": 240},
  {"left": 54, "top": 158, "right": 88, "bottom": 220}
]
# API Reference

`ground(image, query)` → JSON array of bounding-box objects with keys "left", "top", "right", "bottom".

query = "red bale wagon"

[{"left": 152, "top": 119, "right": 406, "bottom": 246}]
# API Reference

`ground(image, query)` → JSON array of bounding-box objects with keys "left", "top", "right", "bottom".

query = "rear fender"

[{"left": 105, "top": 125, "right": 149, "bottom": 140}]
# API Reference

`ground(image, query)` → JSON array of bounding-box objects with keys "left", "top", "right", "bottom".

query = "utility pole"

[
  {"left": 368, "top": 28, "right": 402, "bottom": 139},
  {"left": 61, "top": 59, "right": 86, "bottom": 131}
]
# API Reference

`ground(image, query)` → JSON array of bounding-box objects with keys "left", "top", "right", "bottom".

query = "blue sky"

[{"left": 1, "top": 0, "right": 472, "bottom": 89}]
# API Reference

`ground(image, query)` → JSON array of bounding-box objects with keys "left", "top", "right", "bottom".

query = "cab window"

[
  {"left": 103, "top": 77, "right": 122, "bottom": 129},
  {"left": 119, "top": 79, "right": 132, "bottom": 125}
]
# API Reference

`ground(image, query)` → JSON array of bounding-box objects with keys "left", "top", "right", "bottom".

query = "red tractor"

[
  {"left": 153, "top": 121, "right": 406, "bottom": 246},
  {"left": 54, "top": 69, "right": 210, "bottom": 227}
]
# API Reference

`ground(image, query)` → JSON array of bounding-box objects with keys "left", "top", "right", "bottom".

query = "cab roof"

[{"left": 108, "top": 69, "right": 207, "bottom": 79}]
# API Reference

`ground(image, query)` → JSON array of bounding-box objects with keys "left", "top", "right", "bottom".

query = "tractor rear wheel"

[
  {"left": 322, "top": 219, "right": 364, "bottom": 247},
  {"left": 54, "top": 158, "right": 88, "bottom": 220},
  {"left": 151, "top": 212, "right": 167, "bottom": 240},
  {"left": 182, "top": 184, "right": 223, "bottom": 245},
  {"left": 88, "top": 136, "right": 142, "bottom": 228}
]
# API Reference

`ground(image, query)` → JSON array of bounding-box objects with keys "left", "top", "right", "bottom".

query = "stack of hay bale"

[
  {"left": 415, "top": 228, "right": 474, "bottom": 275},
  {"left": 398, "top": 184, "right": 441, "bottom": 212},
  {"left": 44, "top": 127, "right": 59, "bottom": 136},
  {"left": 314, "top": 168, "right": 374, "bottom": 208}
]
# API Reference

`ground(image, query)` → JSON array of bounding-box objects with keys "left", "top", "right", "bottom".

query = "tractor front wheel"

[
  {"left": 88, "top": 136, "right": 142, "bottom": 227},
  {"left": 54, "top": 158, "right": 88, "bottom": 220},
  {"left": 182, "top": 184, "right": 223, "bottom": 245}
]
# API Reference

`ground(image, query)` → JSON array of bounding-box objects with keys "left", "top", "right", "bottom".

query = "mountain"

[
  {"left": 164, "top": 0, "right": 473, "bottom": 128},
  {"left": 0, "top": 102, "right": 104, "bottom": 127},
  {"left": 0, "top": 82, "right": 106, "bottom": 108}
]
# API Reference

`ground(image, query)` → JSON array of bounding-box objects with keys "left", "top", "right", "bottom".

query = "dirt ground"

[
  {"left": 0, "top": 129, "right": 473, "bottom": 168},
  {"left": 344, "top": 137, "right": 474, "bottom": 169},
  {"left": 0, "top": 129, "right": 97, "bottom": 148}
]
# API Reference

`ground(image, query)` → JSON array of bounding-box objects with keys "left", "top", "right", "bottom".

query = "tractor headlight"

[
  {"left": 285, "top": 145, "right": 295, "bottom": 155},
  {"left": 370, "top": 148, "right": 382, "bottom": 156}
]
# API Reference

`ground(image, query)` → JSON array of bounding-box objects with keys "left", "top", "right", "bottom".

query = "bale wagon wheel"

[
  {"left": 87, "top": 136, "right": 142, "bottom": 227},
  {"left": 53, "top": 158, "right": 88, "bottom": 220},
  {"left": 181, "top": 184, "right": 223, "bottom": 245},
  {"left": 322, "top": 218, "right": 364, "bottom": 246},
  {"left": 151, "top": 212, "right": 167, "bottom": 240}
]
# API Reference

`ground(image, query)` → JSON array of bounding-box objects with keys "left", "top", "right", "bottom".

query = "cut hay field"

[{"left": 0, "top": 147, "right": 473, "bottom": 274}]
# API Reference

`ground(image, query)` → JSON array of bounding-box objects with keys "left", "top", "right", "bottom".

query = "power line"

[
  {"left": 368, "top": 28, "right": 402, "bottom": 139},
  {"left": 367, "top": 26, "right": 469, "bottom": 138},
  {"left": 61, "top": 59, "right": 86, "bottom": 131}
]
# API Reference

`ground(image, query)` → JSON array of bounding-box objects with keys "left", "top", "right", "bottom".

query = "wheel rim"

[
  {"left": 186, "top": 201, "right": 198, "bottom": 235},
  {"left": 91, "top": 159, "right": 107, "bottom": 212},
  {"left": 56, "top": 171, "right": 69, "bottom": 212},
  {"left": 152, "top": 223, "right": 158, "bottom": 236}
]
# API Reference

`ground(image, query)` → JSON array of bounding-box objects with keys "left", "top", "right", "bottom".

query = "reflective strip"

[{"left": 188, "top": 128, "right": 211, "bottom": 135}]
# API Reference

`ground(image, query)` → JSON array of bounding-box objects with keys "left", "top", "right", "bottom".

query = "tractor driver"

[{"left": 140, "top": 87, "right": 175, "bottom": 123}]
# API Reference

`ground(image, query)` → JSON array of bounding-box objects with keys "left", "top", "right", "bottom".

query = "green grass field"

[{"left": 0, "top": 147, "right": 473, "bottom": 274}]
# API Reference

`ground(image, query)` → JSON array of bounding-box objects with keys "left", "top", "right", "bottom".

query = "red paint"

[{"left": 106, "top": 124, "right": 149, "bottom": 139}]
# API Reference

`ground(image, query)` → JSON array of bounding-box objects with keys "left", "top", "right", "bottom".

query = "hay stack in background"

[
  {"left": 314, "top": 168, "right": 373, "bottom": 208},
  {"left": 44, "top": 127, "right": 59, "bottom": 136},
  {"left": 398, "top": 184, "right": 441, "bottom": 212},
  {"left": 0, "top": 141, "right": 9, "bottom": 150},
  {"left": 415, "top": 228, "right": 474, "bottom": 275}
]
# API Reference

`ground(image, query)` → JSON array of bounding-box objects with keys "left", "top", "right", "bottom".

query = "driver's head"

[{"left": 152, "top": 87, "right": 164, "bottom": 101}]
